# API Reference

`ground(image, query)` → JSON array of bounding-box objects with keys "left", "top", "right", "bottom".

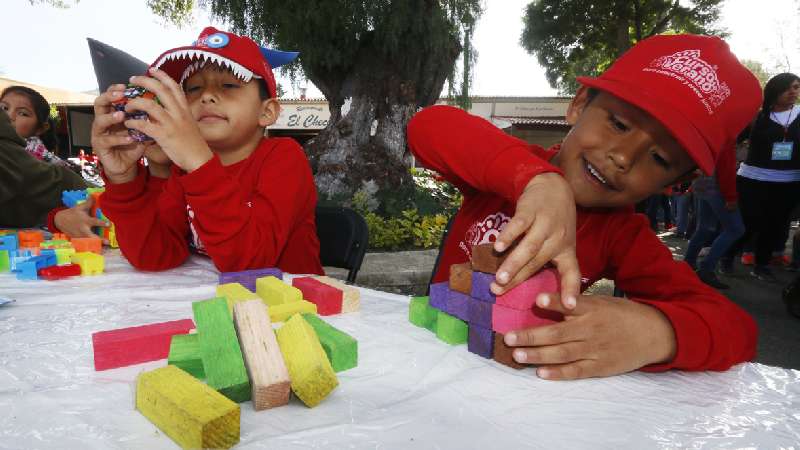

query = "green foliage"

[
  {"left": 147, "top": 0, "right": 195, "bottom": 26},
  {"left": 362, "top": 209, "right": 449, "bottom": 250},
  {"left": 521, "top": 0, "right": 726, "bottom": 94},
  {"left": 741, "top": 59, "right": 772, "bottom": 88}
]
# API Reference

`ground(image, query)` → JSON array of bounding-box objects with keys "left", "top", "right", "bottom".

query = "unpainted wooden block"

[
  {"left": 92, "top": 318, "right": 195, "bottom": 371},
  {"left": 276, "top": 314, "right": 339, "bottom": 408},
  {"left": 268, "top": 299, "right": 317, "bottom": 323},
  {"left": 136, "top": 365, "right": 240, "bottom": 449},
  {"left": 409, "top": 296, "right": 437, "bottom": 331},
  {"left": 448, "top": 262, "right": 472, "bottom": 294},
  {"left": 168, "top": 333, "right": 205, "bottom": 379},
  {"left": 292, "top": 277, "right": 343, "bottom": 315},
  {"left": 435, "top": 311, "right": 468, "bottom": 345},
  {"left": 313, "top": 275, "right": 360, "bottom": 313},
  {"left": 256, "top": 275, "right": 302, "bottom": 307},
  {"left": 496, "top": 268, "right": 559, "bottom": 310},
  {"left": 301, "top": 313, "right": 358, "bottom": 372},
  {"left": 491, "top": 303, "right": 562, "bottom": 335},
  {"left": 493, "top": 333, "right": 526, "bottom": 370},
  {"left": 216, "top": 282, "right": 260, "bottom": 316},
  {"left": 470, "top": 243, "right": 508, "bottom": 274}
]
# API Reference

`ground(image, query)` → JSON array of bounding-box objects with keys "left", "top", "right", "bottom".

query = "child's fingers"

[
  {"left": 536, "top": 360, "right": 598, "bottom": 381},
  {"left": 92, "top": 86, "right": 125, "bottom": 115},
  {"left": 124, "top": 118, "right": 157, "bottom": 140},
  {"left": 130, "top": 74, "right": 181, "bottom": 114},
  {"left": 91, "top": 111, "right": 126, "bottom": 136},
  {"left": 125, "top": 97, "right": 169, "bottom": 125},
  {"left": 494, "top": 217, "right": 549, "bottom": 286},
  {"left": 147, "top": 67, "right": 189, "bottom": 109},
  {"left": 504, "top": 315, "right": 583, "bottom": 348},
  {"left": 512, "top": 341, "right": 589, "bottom": 365},
  {"left": 551, "top": 251, "right": 581, "bottom": 309},
  {"left": 494, "top": 214, "right": 532, "bottom": 253},
  {"left": 89, "top": 218, "right": 109, "bottom": 228}
]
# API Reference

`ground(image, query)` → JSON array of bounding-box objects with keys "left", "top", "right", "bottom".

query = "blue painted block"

[
  {"left": 446, "top": 289, "right": 470, "bottom": 321},
  {"left": 468, "top": 324, "right": 494, "bottom": 359},
  {"left": 429, "top": 282, "right": 449, "bottom": 312},
  {"left": 16, "top": 260, "right": 39, "bottom": 280},
  {"left": 471, "top": 271, "right": 496, "bottom": 303},
  {"left": 0, "top": 235, "right": 19, "bottom": 252},
  {"left": 62, "top": 190, "right": 87, "bottom": 208},
  {"left": 10, "top": 250, "right": 33, "bottom": 272},
  {"left": 468, "top": 297, "right": 493, "bottom": 328},
  {"left": 219, "top": 267, "right": 283, "bottom": 292}
]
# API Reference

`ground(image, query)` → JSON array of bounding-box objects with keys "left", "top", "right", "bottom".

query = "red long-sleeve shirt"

[
  {"left": 715, "top": 142, "right": 738, "bottom": 203},
  {"left": 408, "top": 105, "right": 757, "bottom": 372},
  {"left": 100, "top": 137, "right": 323, "bottom": 275}
]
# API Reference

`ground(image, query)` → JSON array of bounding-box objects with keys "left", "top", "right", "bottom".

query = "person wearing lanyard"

[{"left": 723, "top": 73, "right": 800, "bottom": 282}]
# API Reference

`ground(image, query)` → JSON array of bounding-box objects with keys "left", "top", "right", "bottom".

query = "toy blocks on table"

[
  {"left": 313, "top": 276, "right": 360, "bottom": 313},
  {"left": 275, "top": 314, "right": 339, "bottom": 408},
  {"left": 71, "top": 252, "right": 104, "bottom": 275},
  {"left": 256, "top": 275, "right": 302, "bottom": 307},
  {"left": 468, "top": 325, "right": 494, "bottom": 359},
  {"left": 446, "top": 289, "right": 470, "bottom": 321},
  {"left": 470, "top": 243, "right": 508, "bottom": 274},
  {"left": 268, "top": 299, "right": 317, "bottom": 323},
  {"left": 449, "top": 262, "right": 472, "bottom": 294},
  {"left": 470, "top": 271, "right": 496, "bottom": 303},
  {"left": 219, "top": 268, "right": 283, "bottom": 292},
  {"left": 496, "top": 268, "right": 559, "bottom": 310},
  {"left": 168, "top": 333, "right": 205, "bottom": 379},
  {"left": 467, "top": 297, "right": 493, "bottom": 329},
  {"left": 429, "top": 282, "right": 449, "bottom": 311},
  {"left": 0, "top": 235, "right": 18, "bottom": 253},
  {"left": 435, "top": 311, "right": 468, "bottom": 345},
  {"left": 292, "top": 277, "right": 343, "bottom": 316},
  {"left": 216, "top": 282, "right": 260, "bottom": 315},
  {"left": 91, "top": 318, "right": 195, "bottom": 371},
  {"left": 54, "top": 247, "right": 76, "bottom": 265},
  {"left": 301, "top": 313, "right": 358, "bottom": 372},
  {"left": 62, "top": 189, "right": 88, "bottom": 208},
  {"left": 493, "top": 333, "right": 526, "bottom": 369},
  {"left": 409, "top": 296, "right": 438, "bottom": 331},
  {"left": 40, "top": 239, "right": 71, "bottom": 250},
  {"left": 17, "top": 230, "right": 44, "bottom": 248},
  {"left": 232, "top": 300, "right": 291, "bottom": 410},
  {"left": 136, "top": 365, "right": 240, "bottom": 450},
  {"left": 492, "top": 303, "right": 562, "bottom": 335},
  {"left": 9, "top": 250, "right": 32, "bottom": 272},
  {"left": 0, "top": 250, "right": 9, "bottom": 272},
  {"left": 51, "top": 232, "right": 68, "bottom": 241},
  {"left": 192, "top": 298, "right": 251, "bottom": 403},
  {"left": 71, "top": 237, "right": 102, "bottom": 254},
  {"left": 15, "top": 254, "right": 57, "bottom": 280}
]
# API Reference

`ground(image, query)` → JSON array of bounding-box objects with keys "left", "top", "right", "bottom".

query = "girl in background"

[{"left": 0, "top": 85, "right": 70, "bottom": 167}]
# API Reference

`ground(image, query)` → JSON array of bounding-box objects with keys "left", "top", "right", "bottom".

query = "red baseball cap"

[
  {"left": 577, "top": 34, "right": 761, "bottom": 175},
  {"left": 150, "top": 27, "right": 298, "bottom": 99}
]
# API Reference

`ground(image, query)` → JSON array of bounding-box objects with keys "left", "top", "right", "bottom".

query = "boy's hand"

[
  {"left": 54, "top": 197, "right": 108, "bottom": 240},
  {"left": 91, "top": 84, "right": 148, "bottom": 184},
  {"left": 491, "top": 173, "right": 581, "bottom": 309},
  {"left": 503, "top": 293, "right": 677, "bottom": 380},
  {"left": 124, "top": 68, "right": 213, "bottom": 173}
]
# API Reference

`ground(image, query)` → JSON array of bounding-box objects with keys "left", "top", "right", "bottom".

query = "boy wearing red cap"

[
  {"left": 408, "top": 34, "right": 760, "bottom": 379},
  {"left": 90, "top": 27, "right": 323, "bottom": 274}
]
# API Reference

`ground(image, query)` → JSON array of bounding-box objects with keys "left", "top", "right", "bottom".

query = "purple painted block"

[
  {"left": 468, "top": 324, "right": 494, "bottom": 359},
  {"left": 219, "top": 267, "right": 282, "bottom": 291},
  {"left": 447, "top": 290, "right": 470, "bottom": 321},
  {"left": 468, "top": 297, "right": 493, "bottom": 328},
  {"left": 429, "top": 282, "right": 449, "bottom": 312},
  {"left": 471, "top": 271, "right": 496, "bottom": 303}
]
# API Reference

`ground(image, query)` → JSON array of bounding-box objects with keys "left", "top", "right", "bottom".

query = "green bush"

[{"left": 363, "top": 209, "right": 449, "bottom": 251}]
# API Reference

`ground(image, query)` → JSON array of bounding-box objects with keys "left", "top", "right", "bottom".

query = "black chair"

[
  {"left": 315, "top": 206, "right": 369, "bottom": 283},
  {"left": 426, "top": 214, "right": 457, "bottom": 295}
]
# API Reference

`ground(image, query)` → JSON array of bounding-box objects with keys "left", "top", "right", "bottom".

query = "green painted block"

[
  {"left": 0, "top": 250, "right": 9, "bottom": 272},
  {"left": 167, "top": 333, "right": 205, "bottom": 379},
  {"left": 192, "top": 297, "right": 251, "bottom": 403},
  {"left": 409, "top": 296, "right": 437, "bottom": 331},
  {"left": 301, "top": 313, "right": 358, "bottom": 372},
  {"left": 435, "top": 311, "right": 468, "bottom": 345}
]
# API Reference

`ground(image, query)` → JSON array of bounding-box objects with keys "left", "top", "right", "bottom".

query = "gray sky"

[{"left": 1, "top": 0, "right": 797, "bottom": 97}]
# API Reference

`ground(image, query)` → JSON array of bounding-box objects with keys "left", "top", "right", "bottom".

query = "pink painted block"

[
  {"left": 91, "top": 319, "right": 195, "bottom": 371},
  {"left": 496, "top": 268, "right": 559, "bottom": 310},
  {"left": 491, "top": 304, "right": 562, "bottom": 334},
  {"left": 292, "top": 277, "right": 343, "bottom": 315}
]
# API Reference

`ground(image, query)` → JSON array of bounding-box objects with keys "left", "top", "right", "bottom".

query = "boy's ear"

[
  {"left": 258, "top": 99, "right": 281, "bottom": 128},
  {"left": 566, "top": 85, "right": 592, "bottom": 126}
]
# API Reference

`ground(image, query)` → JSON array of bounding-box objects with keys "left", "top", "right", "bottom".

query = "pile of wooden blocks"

[
  {"left": 62, "top": 187, "right": 118, "bottom": 247},
  {"left": 91, "top": 269, "right": 360, "bottom": 449},
  {"left": 0, "top": 229, "right": 105, "bottom": 280},
  {"left": 409, "top": 243, "right": 561, "bottom": 369}
]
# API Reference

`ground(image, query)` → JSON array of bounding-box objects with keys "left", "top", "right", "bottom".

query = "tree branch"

[{"left": 648, "top": 0, "right": 680, "bottom": 37}]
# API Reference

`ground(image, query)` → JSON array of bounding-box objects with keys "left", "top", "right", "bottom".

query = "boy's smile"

[{"left": 552, "top": 87, "right": 696, "bottom": 209}]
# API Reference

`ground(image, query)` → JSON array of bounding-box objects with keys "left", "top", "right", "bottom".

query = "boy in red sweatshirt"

[
  {"left": 408, "top": 34, "right": 760, "bottom": 380},
  {"left": 90, "top": 27, "right": 323, "bottom": 275}
]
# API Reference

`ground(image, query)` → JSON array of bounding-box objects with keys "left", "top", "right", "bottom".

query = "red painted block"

[
  {"left": 491, "top": 303, "right": 562, "bottom": 334},
  {"left": 38, "top": 264, "right": 82, "bottom": 280},
  {"left": 496, "top": 268, "right": 559, "bottom": 310},
  {"left": 292, "top": 277, "right": 343, "bottom": 315},
  {"left": 92, "top": 319, "right": 195, "bottom": 371},
  {"left": 72, "top": 237, "right": 102, "bottom": 254}
]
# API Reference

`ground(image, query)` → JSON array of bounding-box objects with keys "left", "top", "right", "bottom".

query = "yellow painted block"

[
  {"left": 268, "top": 299, "right": 317, "bottom": 323},
  {"left": 108, "top": 224, "right": 118, "bottom": 248},
  {"left": 217, "top": 283, "right": 260, "bottom": 315},
  {"left": 70, "top": 252, "right": 104, "bottom": 275},
  {"left": 314, "top": 276, "right": 360, "bottom": 313},
  {"left": 275, "top": 314, "right": 338, "bottom": 407},
  {"left": 54, "top": 247, "right": 76, "bottom": 266},
  {"left": 136, "top": 365, "right": 240, "bottom": 449},
  {"left": 256, "top": 276, "right": 302, "bottom": 307}
]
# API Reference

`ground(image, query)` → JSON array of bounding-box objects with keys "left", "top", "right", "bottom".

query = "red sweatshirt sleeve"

[
  {"left": 604, "top": 213, "right": 757, "bottom": 371},
  {"left": 715, "top": 141, "right": 738, "bottom": 203},
  {"left": 407, "top": 105, "right": 562, "bottom": 201},
  {"left": 178, "top": 139, "right": 319, "bottom": 272},
  {"left": 46, "top": 206, "right": 66, "bottom": 233}
]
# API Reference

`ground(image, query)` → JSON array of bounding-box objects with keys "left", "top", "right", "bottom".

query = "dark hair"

[
  {"left": 0, "top": 85, "right": 58, "bottom": 151},
  {"left": 183, "top": 62, "right": 271, "bottom": 100},
  {"left": 762, "top": 72, "right": 800, "bottom": 113}
]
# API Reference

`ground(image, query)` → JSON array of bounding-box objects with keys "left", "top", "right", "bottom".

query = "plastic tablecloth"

[{"left": 2, "top": 250, "right": 799, "bottom": 449}]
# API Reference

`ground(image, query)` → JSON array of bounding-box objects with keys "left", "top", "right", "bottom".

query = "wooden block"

[
  {"left": 467, "top": 297, "right": 493, "bottom": 329},
  {"left": 54, "top": 247, "right": 76, "bottom": 265},
  {"left": 468, "top": 324, "right": 494, "bottom": 359},
  {"left": 276, "top": 314, "right": 339, "bottom": 407},
  {"left": 71, "top": 237, "right": 102, "bottom": 254},
  {"left": 428, "top": 282, "right": 449, "bottom": 311},
  {"left": 38, "top": 263, "right": 82, "bottom": 280},
  {"left": 292, "top": 277, "right": 343, "bottom": 315},
  {"left": 446, "top": 289, "right": 470, "bottom": 321},
  {"left": 435, "top": 311, "right": 468, "bottom": 345},
  {"left": 219, "top": 268, "right": 282, "bottom": 291},
  {"left": 0, "top": 250, "right": 9, "bottom": 272},
  {"left": 256, "top": 275, "right": 302, "bottom": 307},
  {"left": 496, "top": 268, "right": 559, "bottom": 310},
  {"left": 216, "top": 282, "right": 259, "bottom": 315},
  {"left": 313, "top": 276, "right": 360, "bottom": 313},
  {"left": 409, "top": 296, "right": 437, "bottom": 331},
  {"left": 232, "top": 300, "right": 291, "bottom": 410},
  {"left": 470, "top": 271, "right": 496, "bottom": 303},
  {"left": 470, "top": 243, "right": 508, "bottom": 274},
  {"left": 168, "top": 333, "right": 205, "bottom": 379},
  {"left": 493, "top": 333, "right": 526, "bottom": 370},
  {"left": 268, "top": 299, "right": 317, "bottom": 323},
  {"left": 136, "top": 365, "right": 240, "bottom": 449},
  {"left": 70, "top": 252, "right": 104, "bottom": 275},
  {"left": 491, "top": 303, "right": 561, "bottom": 334},
  {"left": 192, "top": 298, "right": 251, "bottom": 403},
  {"left": 92, "top": 319, "right": 195, "bottom": 371},
  {"left": 301, "top": 313, "right": 358, "bottom": 372},
  {"left": 448, "top": 262, "right": 472, "bottom": 294}
]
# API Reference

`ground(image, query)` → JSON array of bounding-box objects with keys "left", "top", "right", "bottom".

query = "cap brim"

[{"left": 577, "top": 76, "right": 714, "bottom": 175}]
